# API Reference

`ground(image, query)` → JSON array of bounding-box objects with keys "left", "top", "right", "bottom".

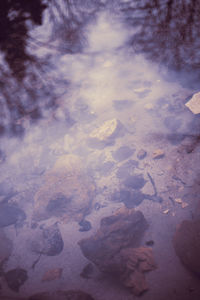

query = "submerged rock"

[
  {"left": 0, "top": 204, "right": 26, "bottom": 228},
  {"left": 78, "top": 208, "right": 156, "bottom": 296},
  {"left": 111, "top": 190, "right": 145, "bottom": 207},
  {"left": 30, "top": 223, "right": 64, "bottom": 256},
  {"left": 137, "top": 149, "right": 147, "bottom": 160},
  {"left": 185, "top": 92, "right": 200, "bottom": 114},
  {"left": 96, "top": 161, "right": 114, "bottom": 176},
  {"left": 78, "top": 208, "right": 148, "bottom": 268},
  {"left": 173, "top": 219, "right": 200, "bottom": 275},
  {"left": 79, "top": 220, "right": 92, "bottom": 232},
  {"left": 112, "top": 146, "right": 135, "bottom": 162},
  {"left": 33, "top": 155, "right": 95, "bottom": 222},
  {"left": 123, "top": 174, "right": 147, "bottom": 190},
  {"left": 4, "top": 268, "right": 28, "bottom": 292},
  {"left": 116, "top": 160, "right": 138, "bottom": 179},
  {"left": 88, "top": 119, "right": 124, "bottom": 148},
  {"left": 29, "top": 290, "right": 95, "bottom": 300},
  {"left": 152, "top": 149, "right": 165, "bottom": 159},
  {"left": 123, "top": 190, "right": 146, "bottom": 208}
]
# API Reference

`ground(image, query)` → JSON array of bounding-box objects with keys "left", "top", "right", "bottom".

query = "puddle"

[{"left": 1, "top": 3, "right": 200, "bottom": 300}]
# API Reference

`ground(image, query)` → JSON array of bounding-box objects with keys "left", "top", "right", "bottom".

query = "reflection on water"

[{"left": 1, "top": 2, "right": 200, "bottom": 300}]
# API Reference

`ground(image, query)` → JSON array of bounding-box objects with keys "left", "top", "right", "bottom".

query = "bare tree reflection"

[
  {"left": 0, "top": 0, "right": 102, "bottom": 137},
  {"left": 118, "top": 0, "right": 200, "bottom": 74}
]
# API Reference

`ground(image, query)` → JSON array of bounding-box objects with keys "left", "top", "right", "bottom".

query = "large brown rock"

[
  {"left": 29, "top": 290, "right": 95, "bottom": 300},
  {"left": 33, "top": 155, "right": 95, "bottom": 222},
  {"left": 173, "top": 219, "right": 200, "bottom": 275},
  {"left": 79, "top": 208, "right": 156, "bottom": 295}
]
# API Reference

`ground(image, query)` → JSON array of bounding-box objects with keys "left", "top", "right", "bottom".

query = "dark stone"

[
  {"left": 112, "top": 146, "right": 135, "bottom": 162},
  {"left": 146, "top": 240, "right": 154, "bottom": 246},
  {"left": 31, "top": 223, "right": 64, "bottom": 256},
  {"left": 29, "top": 290, "right": 95, "bottom": 300},
  {"left": 4, "top": 268, "right": 28, "bottom": 292},
  {"left": 123, "top": 174, "right": 146, "bottom": 190},
  {"left": 113, "top": 100, "right": 133, "bottom": 111},
  {"left": 116, "top": 160, "right": 138, "bottom": 179},
  {"left": 123, "top": 190, "right": 145, "bottom": 208},
  {"left": 173, "top": 220, "right": 200, "bottom": 275},
  {"left": 111, "top": 189, "right": 144, "bottom": 207},
  {"left": 78, "top": 209, "right": 148, "bottom": 269},
  {"left": 137, "top": 149, "right": 147, "bottom": 160},
  {"left": 79, "top": 220, "right": 92, "bottom": 232},
  {"left": 46, "top": 194, "right": 72, "bottom": 217},
  {"left": 80, "top": 263, "right": 94, "bottom": 279},
  {"left": 0, "top": 204, "right": 26, "bottom": 228}
]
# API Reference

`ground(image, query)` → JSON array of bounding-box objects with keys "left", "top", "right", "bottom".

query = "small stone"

[
  {"left": 79, "top": 220, "right": 92, "bottom": 232},
  {"left": 175, "top": 198, "right": 182, "bottom": 204},
  {"left": 116, "top": 160, "right": 138, "bottom": 179},
  {"left": 145, "top": 240, "right": 154, "bottom": 246},
  {"left": 137, "top": 149, "right": 147, "bottom": 160},
  {"left": 152, "top": 149, "right": 165, "bottom": 159},
  {"left": 33, "top": 154, "right": 95, "bottom": 222},
  {"left": 42, "top": 268, "right": 62, "bottom": 282},
  {"left": 5, "top": 268, "right": 28, "bottom": 292},
  {"left": 185, "top": 92, "right": 200, "bottom": 114},
  {"left": 163, "top": 209, "right": 169, "bottom": 214}
]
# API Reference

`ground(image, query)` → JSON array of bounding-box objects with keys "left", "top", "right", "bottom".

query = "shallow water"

[{"left": 1, "top": 4, "right": 200, "bottom": 300}]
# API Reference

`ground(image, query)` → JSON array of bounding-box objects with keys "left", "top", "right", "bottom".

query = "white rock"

[{"left": 185, "top": 92, "right": 200, "bottom": 114}]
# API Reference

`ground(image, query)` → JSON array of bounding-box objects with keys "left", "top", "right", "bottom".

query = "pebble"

[
  {"left": 5, "top": 268, "right": 28, "bottom": 292},
  {"left": 137, "top": 149, "right": 147, "bottom": 160},
  {"left": 79, "top": 220, "right": 92, "bottom": 232},
  {"left": 152, "top": 149, "right": 165, "bottom": 159}
]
